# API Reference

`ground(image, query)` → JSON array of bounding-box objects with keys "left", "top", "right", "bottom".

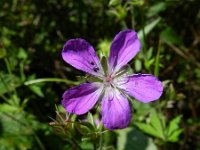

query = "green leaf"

[
  {"left": 150, "top": 110, "right": 165, "bottom": 138},
  {"left": 168, "top": 129, "right": 183, "bottom": 142},
  {"left": 117, "top": 128, "right": 157, "bottom": 150},
  {"left": 167, "top": 115, "right": 182, "bottom": 136},
  {"left": 0, "top": 111, "right": 40, "bottom": 150},
  {"left": 146, "top": 47, "right": 153, "bottom": 60},
  {"left": 135, "top": 59, "right": 142, "bottom": 72},
  {"left": 0, "top": 104, "right": 19, "bottom": 113},
  {"left": 0, "top": 48, "right": 6, "bottom": 59},
  {"left": 160, "top": 27, "right": 183, "bottom": 45},
  {"left": 17, "top": 48, "right": 28, "bottom": 59},
  {"left": 97, "top": 39, "right": 111, "bottom": 57},
  {"left": 28, "top": 85, "right": 44, "bottom": 97},
  {"left": 138, "top": 17, "right": 161, "bottom": 41},
  {"left": 0, "top": 73, "right": 21, "bottom": 96},
  {"left": 109, "top": 0, "right": 121, "bottom": 7},
  {"left": 147, "top": 2, "right": 167, "bottom": 17},
  {"left": 134, "top": 109, "right": 166, "bottom": 140},
  {"left": 129, "top": 0, "right": 144, "bottom": 6},
  {"left": 87, "top": 112, "right": 95, "bottom": 127},
  {"left": 134, "top": 122, "right": 164, "bottom": 140},
  {"left": 144, "top": 59, "right": 154, "bottom": 71},
  {"left": 75, "top": 123, "right": 91, "bottom": 135},
  {"left": 166, "top": 115, "right": 183, "bottom": 142},
  {"left": 80, "top": 122, "right": 95, "bottom": 131},
  {"left": 108, "top": 5, "right": 127, "bottom": 20},
  {"left": 79, "top": 142, "right": 93, "bottom": 149}
]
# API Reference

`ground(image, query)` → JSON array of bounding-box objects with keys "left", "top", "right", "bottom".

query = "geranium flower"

[{"left": 61, "top": 30, "right": 163, "bottom": 130}]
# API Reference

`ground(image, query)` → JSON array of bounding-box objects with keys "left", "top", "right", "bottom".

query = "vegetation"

[{"left": 0, "top": 0, "right": 199, "bottom": 149}]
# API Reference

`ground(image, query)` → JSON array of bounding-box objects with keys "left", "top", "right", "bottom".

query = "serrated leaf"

[
  {"left": 134, "top": 122, "right": 164, "bottom": 139},
  {"left": 166, "top": 115, "right": 183, "bottom": 142},
  {"left": 150, "top": 110, "right": 165, "bottom": 134},
  {"left": 168, "top": 129, "right": 183, "bottom": 142},
  {"left": 167, "top": 115, "right": 182, "bottom": 136},
  {"left": 134, "top": 109, "right": 166, "bottom": 140}
]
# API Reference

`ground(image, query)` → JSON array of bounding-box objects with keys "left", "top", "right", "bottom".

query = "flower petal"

[
  {"left": 101, "top": 87, "right": 131, "bottom": 130},
  {"left": 108, "top": 30, "right": 141, "bottom": 73},
  {"left": 116, "top": 74, "right": 163, "bottom": 103},
  {"left": 62, "top": 82, "right": 103, "bottom": 115},
  {"left": 62, "top": 39, "right": 104, "bottom": 77}
]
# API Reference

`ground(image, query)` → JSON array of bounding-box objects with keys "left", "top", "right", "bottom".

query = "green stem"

[
  {"left": 4, "top": 58, "right": 12, "bottom": 75},
  {"left": 154, "top": 38, "right": 161, "bottom": 77},
  {"left": 24, "top": 78, "right": 80, "bottom": 85},
  {"left": 93, "top": 142, "right": 97, "bottom": 150},
  {"left": 122, "top": 20, "right": 128, "bottom": 29},
  {"left": 69, "top": 138, "right": 82, "bottom": 150},
  {"left": 130, "top": 5, "right": 135, "bottom": 29},
  {"left": 20, "top": 60, "right": 26, "bottom": 81},
  {"left": 99, "top": 131, "right": 103, "bottom": 150},
  {"left": 3, "top": 57, "right": 18, "bottom": 99},
  {"left": 0, "top": 95, "right": 8, "bottom": 101},
  {"left": 140, "top": 7, "right": 147, "bottom": 59},
  {"left": 34, "top": 133, "right": 46, "bottom": 150}
]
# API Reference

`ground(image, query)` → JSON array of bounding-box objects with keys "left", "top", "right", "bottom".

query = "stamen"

[
  {"left": 90, "top": 62, "right": 95, "bottom": 65},
  {"left": 93, "top": 67, "right": 99, "bottom": 72}
]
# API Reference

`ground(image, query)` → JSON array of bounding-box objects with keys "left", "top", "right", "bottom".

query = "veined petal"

[
  {"left": 62, "top": 39, "right": 104, "bottom": 77},
  {"left": 101, "top": 87, "right": 131, "bottom": 130},
  {"left": 62, "top": 82, "right": 103, "bottom": 115},
  {"left": 108, "top": 30, "right": 141, "bottom": 73},
  {"left": 116, "top": 74, "right": 163, "bottom": 103}
]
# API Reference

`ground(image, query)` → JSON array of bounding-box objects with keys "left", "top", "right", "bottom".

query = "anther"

[{"left": 93, "top": 67, "right": 99, "bottom": 72}]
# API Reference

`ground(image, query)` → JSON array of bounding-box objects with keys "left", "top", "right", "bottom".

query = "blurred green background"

[{"left": 0, "top": 0, "right": 200, "bottom": 149}]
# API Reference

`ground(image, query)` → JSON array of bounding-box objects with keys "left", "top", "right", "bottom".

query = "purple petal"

[
  {"left": 62, "top": 82, "right": 103, "bottom": 115},
  {"left": 117, "top": 74, "right": 163, "bottom": 103},
  {"left": 62, "top": 39, "right": 104, "bottom": 77},
  {"left": 101, "top": 88, "right": 131, "bottom": 130},
  {"left": 108, "top": 30, "right": 141, "bottom": 73}
]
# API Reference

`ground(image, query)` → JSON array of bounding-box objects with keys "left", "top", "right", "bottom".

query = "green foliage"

[
  {"left": 134, "top": 109, "right": 182, "bottom": 142},
  {"left": 137, "top": 17, "right": 161, "bottom": 42},
  {"left": 117, "top": 128, "right": 157, "bottom": 150},
  {"left": 0, "top": 0, "right": 199, "bottom": 149},
  {"left": 109, "top": 0, "right": 121, "bottom": 7}
]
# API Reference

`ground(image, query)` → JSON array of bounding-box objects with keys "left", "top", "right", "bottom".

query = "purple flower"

[{"left": 61, "top": 30, "right": 163, "bottom": 130}]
